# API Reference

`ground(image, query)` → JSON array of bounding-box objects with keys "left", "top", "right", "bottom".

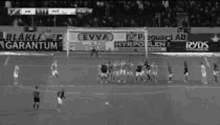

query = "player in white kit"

[
  {"left": 151, "top": 63, "right": 158, "bottom": 84},
  {"left": 56, "top": 88, "right": 66, "bottom": 112},
  {"left": 13, "top": 65, "right": 19, "bottom": 85},
  {"left": 184, "top": 61, "right": 189, "bottom": 83},
  {"left": 51, "top": 60, "right": 59, "bottom": 78},
  {"left": 213, "top": 62, "right": 218, "bottom": 84},
  {"left": 168, "top": 63, "right": 173, "bottom": 84},
  {"left": 119, "top": 60, "right": 127, "bottom": 83},
  {"left": 135, "top": 63, "right": 144, "bottom": 83},
  {"left": 50, "top": 60, "right": 59, "bottom": 83},
  {"left": 98, "top": 62, "right": 108, "bottom": 84},
  {"left": 201, "top": 62, "right": 207, "bottom": 85}
]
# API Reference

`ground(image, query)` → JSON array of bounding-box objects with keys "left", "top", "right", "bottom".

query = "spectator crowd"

[{"left": 0, "top": 0, "right": 220, "bottom": 27}]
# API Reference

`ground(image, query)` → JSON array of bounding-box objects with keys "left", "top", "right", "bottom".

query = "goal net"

[{"left": 64, "top": 27, "right": 148, "bottom": 57}]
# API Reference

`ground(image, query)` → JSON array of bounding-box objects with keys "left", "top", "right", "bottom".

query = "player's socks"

[
  {"left": 214, "top": 76, "right": 218, "bottom": 83},
  {"left": 36, "top": 104, "right": 39, "bottom": 109}
]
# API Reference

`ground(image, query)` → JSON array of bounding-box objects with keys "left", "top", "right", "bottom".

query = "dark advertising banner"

[
  {"left": 114, "top": 41, "right": 167, "bottom": 52},
  {"left": 168, "top": 41, "right": 220, "bottom": 52},
  {"left": 148, "top": 41, "right": 167, "bottom": 52},
  {"left": 188, "top": 34, "right": 220, "bottom": 42},
  {"left": 114, "top": 41, "right": 145, "bottom": 51},
  {"left": 0, "top": 40, "right": 63, "bottom": 51}
]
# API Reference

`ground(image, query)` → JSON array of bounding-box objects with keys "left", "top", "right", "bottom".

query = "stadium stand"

[{"left": 2, "top": 0, "right": 219, "bottom": 27}]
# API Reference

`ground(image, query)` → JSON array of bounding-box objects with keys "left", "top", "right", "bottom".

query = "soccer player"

[
  {"left": 90, "top": 46, "right": 98, "bottom": 58},
  {"left": 126, "top": 60, "right": 134, "bottom": 81},
  {"left": 98, "top": 62, "right": 108, "bottom": 83},
  {"left": 119, "top": 60, "right": 127, "bottom": 83},
  {"left": 151, "top": 63, "right": 158, "bottom": 84},
  {"left": 167, "top": 63, "right": 173, "bottom": 84},
  {"left": 135, "top": 63, "right": 144, "bottom": 83},
  {"left": 33, "top": 86, "right": 40, "bottom": 109},
  {"left": 113, "top": 61, "right": 121, "bottom": 83},
  {"left": 213, "top": 62, "right": 218, "bottom": 83},
  {"left": 56, "top": 88, "right": 66, "bottom": 112},
  {"left": 201, "top": 62, "right": 207, "bottom": 85},
  {"left": 51, "top": 60, "right": 59, "bottom": 79},
  {"left": 184, "top": 61, "right": 189, "bottom": 83},
  {"left": 107, "top": 61, "right": 114, "bottom": 81},
  {"left": 13, "top": 65, "right": 19, "bottom": 85},
  {"left": 144, "top": 60, "right": 151, "bottom": 81}
]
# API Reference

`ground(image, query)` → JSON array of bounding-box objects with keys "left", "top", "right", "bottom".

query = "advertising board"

[
  {"left": 67, "top": 27, "right": 147, "bottom": 52},
  {"left": 0, "top": 40, "right": 62, "bottom": 51},
  {"left": 1, "top": 27, "right": 220, "bottom": 52}
]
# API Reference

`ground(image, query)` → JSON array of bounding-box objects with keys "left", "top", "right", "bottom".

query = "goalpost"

[{"left": 64, "top": 27, "right": 148, "bottom": 58}]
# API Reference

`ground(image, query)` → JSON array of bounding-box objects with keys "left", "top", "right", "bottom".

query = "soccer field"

[{"left": 0, "top": 52, "right": 220, "bottom": 125}]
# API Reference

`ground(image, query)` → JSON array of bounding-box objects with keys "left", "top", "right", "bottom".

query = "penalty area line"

[{"left": 4, "top": 56, "right": 10, "bottom": 66}]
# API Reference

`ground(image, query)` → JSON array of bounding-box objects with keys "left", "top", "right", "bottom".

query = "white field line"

[
  {"left": 4, "top": 84, "right": 220, "bottom": 97},
  {"left": 4, "top": 56, "right": 10, "bottom": 66},
  {"left": 11, "top": 85, "right": 168, "bottom": 96}
]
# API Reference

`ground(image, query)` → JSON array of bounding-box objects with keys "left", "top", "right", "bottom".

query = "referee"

[{"left": 33, "top": 86, "right": 40, "bottom": 109}]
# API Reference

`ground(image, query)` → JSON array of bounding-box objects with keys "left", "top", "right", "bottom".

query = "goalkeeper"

[{"left": 90, "top": 46, "right": 99, "bottom": 58}]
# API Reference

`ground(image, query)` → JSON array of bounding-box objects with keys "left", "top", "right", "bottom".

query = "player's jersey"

[
  {"left": 124, "top": 63, "right": 131, "bottom": 71},
  {"left": 57, "top": 91, "right": 65, "bottom": 99},
  {"left": 184, "top": 62, "right": 188, "bottom": 74},
  {"left": 145, "top": 63, "right": 151, "bottom": 71},
  {"left": 168, "top": 65, "right": 172, "bottom": 74},
  {"left": 100, "top": 64, "right": 108, "bottom": 73},
  {"left": 34, "top": 90, "right": 40, "bottom": 98},
  {"left": 201, "top": 64, "right": 206, "bottom": 77},
  {"left": 114, "top": 63, "right": 121, "bottom": 71},
  {"left": 108, "top": 64, "right": 113, "bottom": 73},
  {"left": 51, "top": 63, "right": 57, "bottom": 71},
  {"left": 152, "top": 65, "right": 158, "bottom": 75},
  {"left": 136, "top": 65, "right": 143, "bottom": 72},
  {"left": 14, "top": 66, "right": 19, "bottom": 76},
  {"left": 214, "top": 63, "right": 218, "bottom": 72}
]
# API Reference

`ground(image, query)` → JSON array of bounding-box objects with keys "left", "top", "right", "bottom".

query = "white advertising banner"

[{"left": 67, "top": 27, "right": 148, "bottom": 52}]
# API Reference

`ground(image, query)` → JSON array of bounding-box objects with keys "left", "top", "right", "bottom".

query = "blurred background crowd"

[{"left": 0, "top": 0, "right": 219, "bottom": 27}]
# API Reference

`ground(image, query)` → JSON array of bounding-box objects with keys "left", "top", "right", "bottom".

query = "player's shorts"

[
  {"left": 57, "top": 97, "right": 63, "bottom": 105},
  {"left": 146, "top": 70, "right": 151, "bottom": 74},
  {"left": 14, "top": 73, "right": 18, "bottom": 78},
  {"left": 184, "top": 72, "right": 189, "bottom": 76},
  {"left": 108, "top": 70, "right": 112, "bottom": 74},
  {"left": 202, "top": 76, "right": 207, "bottom": 84},
  {"left": 127, "top": 71, "right": 133, "bottom": 76},
  {"left": 52, "top": 70, "right": 59, "bottom": 76},
  {"left": 120, "top": 69, "right": 126, "bottom": 75},
  {"left": 34, "top": 97, "right": 40, "bottom": 103},
  {"left": 213, "top": 71, "right": 218, "bottom": 75},
  {"left": 100, "top": 72, "right": 108, "bottom": 78},
  {"left": 114, "top": 71, "right": 120, "bottom": 76},
  {"left": 152, "top": 72, "right": 157, "bottom": 76},
  {"left": 136, "top": 71, "right": 144, "bottom": 77},
  {"left": 202, "top": 72, "right": 207, "bottom": 77},
  {"left": 168, "top": 73, "right": 173, "bottom": 77}
]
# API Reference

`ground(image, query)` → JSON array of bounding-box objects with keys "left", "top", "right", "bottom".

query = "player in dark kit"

[
  {"left": 184, "top": 61, "right": 189, "bottom": 83},
  {"left": 135, "top": 64, "right": 144, "bottom": 83},
  {"left": 107, "top": 61, "right": 114, "bottom": 81},
  {"left": 56, "top": 89, "right": 66, "bottom": 112},
  {"left": 213, "top": 63, "right": 218, "bottom": 83},
  {"left": 99, "top": 63, "right": 108, "bottom": 83},
  {"left": 33, "top": 86, "right": 40, "bottom": 109},
  {"left": 90, "top": 46, "right": 99, "bottom": 58},
  {"left": 144, "top": 60, "right": 151, "bottom": 81},
  {"left": 168, "top": 63, "right": 173, "bottom": 84}
]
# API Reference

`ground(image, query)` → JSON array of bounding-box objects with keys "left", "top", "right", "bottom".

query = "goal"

[{"left": 64, "top": 27, "right": 148, "bottom": 57}]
